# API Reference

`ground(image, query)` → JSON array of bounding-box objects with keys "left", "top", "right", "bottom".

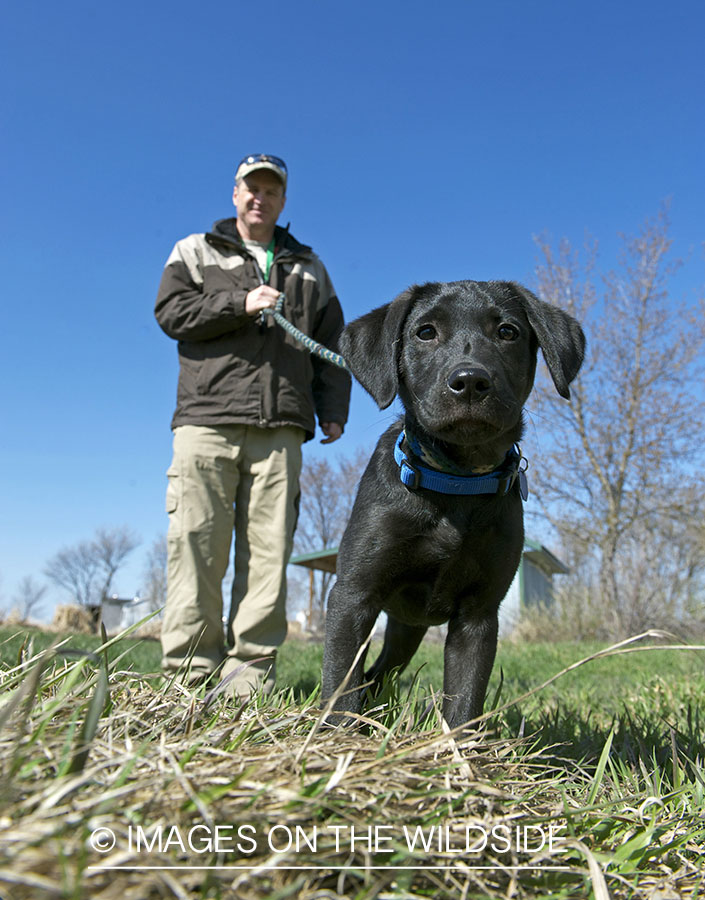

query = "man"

[{"left": 155, "top": 154, "right": 351, "bottom": 697}]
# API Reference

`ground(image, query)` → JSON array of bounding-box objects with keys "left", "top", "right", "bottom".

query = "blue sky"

[{"left": 1, "top": 0, "right": 703, "bottom": 617}]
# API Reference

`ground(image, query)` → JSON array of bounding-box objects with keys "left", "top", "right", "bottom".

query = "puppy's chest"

[
  {"left": 382, "top": 517, "right": 499, "bottom": 624},
  {"left": 407, "top": 511, "right": 494, "bottom": 581},
  {"left": 420, "top": 515, "right": 469, "bottom": 558},
  {"left": 371, "top": 497, "right": 524, "bottom": 625}
]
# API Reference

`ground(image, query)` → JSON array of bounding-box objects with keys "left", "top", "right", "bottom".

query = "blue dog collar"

[{"left": 394, "top": 431, "right": 528, "bottom": 499}]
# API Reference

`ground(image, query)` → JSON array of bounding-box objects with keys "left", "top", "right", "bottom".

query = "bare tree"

[
  {"left": 141, "top": 535, "right": 167, "bottom": 613},
  {"left": 45, "top": 541, "right": 100, "bottom": 607},
  {"left": 12, "top": 576, "right": 48, "bottom": 622},
  {"left": 92, "top": 527, "right": 141, "bottom": 602},
  {"left": 528, "top": 207, "right": 705, "bottom": 637},
  {"left": 45, "top": 526, "right": 140, "bottom": 607},
  {"left": 293, "top": 448, "right": 369, "bottom": 631}
]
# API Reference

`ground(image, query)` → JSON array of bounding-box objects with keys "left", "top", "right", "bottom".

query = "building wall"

[
  {"left": 498, "top": 558, "right": 555, "bottom": 637},
  {"left": 101, "top": 599, "right": 151, "bottom": 634},
  {"left": 522, "top": 560, "right": 554, "bottom": 609},
  {"left": 498, "top": 569, "right": 521, "bottom": 637}
]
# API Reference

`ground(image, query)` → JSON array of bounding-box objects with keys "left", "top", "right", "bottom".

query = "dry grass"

[
  {"left": 0, "top": 628, "right": 703, "bottom": 900},
  {"left": 49, "top": 604, "right": 97, "bottom": 635}
]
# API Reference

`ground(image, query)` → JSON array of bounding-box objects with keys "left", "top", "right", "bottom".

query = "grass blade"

[
  {"left": 65, "top": 664, "right": 109, "bottom": 775},
  {"left": 587, "top": 727, "right": 615, "bottom": 807}
]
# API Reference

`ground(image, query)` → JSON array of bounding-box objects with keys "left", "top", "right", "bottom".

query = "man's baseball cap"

[{"left": 235, "top": 154, "right": 287, "bottom": 189}]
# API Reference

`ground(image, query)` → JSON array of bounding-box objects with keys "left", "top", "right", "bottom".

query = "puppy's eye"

[
  {"left": 416, "top": 325, "right": 437, "bottom": 342},
  {"left": 498, "top": 324, "right": 519, "bottom": 342}
]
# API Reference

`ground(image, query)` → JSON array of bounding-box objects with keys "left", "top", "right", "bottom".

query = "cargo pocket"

[{"left": 165, "top": 466, "right": 182, "bottom": 536}]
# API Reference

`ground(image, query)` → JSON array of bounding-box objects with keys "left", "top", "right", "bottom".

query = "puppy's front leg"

[
  {"left": 442, "top": 612, "right": 499, "bottom": 729},
  {"left": 321, "top": 582, "right": 378, "bottom": 717}
]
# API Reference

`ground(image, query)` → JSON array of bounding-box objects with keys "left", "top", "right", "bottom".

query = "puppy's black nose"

[{"left": 447, "top": 367, "right": 492, "bottom": 399}]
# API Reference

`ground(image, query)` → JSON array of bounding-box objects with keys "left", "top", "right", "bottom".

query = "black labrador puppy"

[{"left": 321, "top": 280, "right": 585, "bottom": 729}]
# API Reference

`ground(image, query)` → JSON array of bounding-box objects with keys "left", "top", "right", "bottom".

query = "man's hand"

[
  {"left": 320, "top": 422, "right": 343, "bottom": 444},
  {"left": 245, "top": 285, "right": 281, "bottom": 316}
]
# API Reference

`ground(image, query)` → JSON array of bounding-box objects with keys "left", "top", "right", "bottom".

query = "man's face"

[{"left": 233, "top": 169, "right": 286, "bottom": 237}]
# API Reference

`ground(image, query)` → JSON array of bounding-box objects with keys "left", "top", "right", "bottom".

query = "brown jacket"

[{"left": 155, "top": 219, "right": 351, "bottom": 439}]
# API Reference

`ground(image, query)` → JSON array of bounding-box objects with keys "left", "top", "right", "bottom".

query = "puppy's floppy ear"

[
  {"left": 338, "top": 287, "right": 417, "bottom": 409},
  {"left": 508, "top": 282, "right": 586, "bottom": 399}
]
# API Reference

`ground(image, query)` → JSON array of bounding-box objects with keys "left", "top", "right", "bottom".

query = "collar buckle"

[{"left": 400, "top": 458, "right": 421, "bottom": 490}]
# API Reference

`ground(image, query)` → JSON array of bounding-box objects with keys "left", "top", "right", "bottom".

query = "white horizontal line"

[{"left": 87, "top": 864, "right": 573, "bottom": 872}]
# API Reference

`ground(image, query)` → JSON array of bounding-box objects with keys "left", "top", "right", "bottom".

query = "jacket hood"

[{"left": 206, "top": 218, "right": 313, "bottom": 257}]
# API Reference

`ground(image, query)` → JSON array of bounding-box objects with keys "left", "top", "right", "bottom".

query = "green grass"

[
  {"left": 0, "top": 624, "right": 162, "bottom": 673},
  {"left": 1, "top": 623, "right": 703, "bottom": 899},
  {"left": 3, "top": 622, "right": 704, "bottom": 770},
  {"left": 3, "top": 624, "right": 704, "bottom": 756}
]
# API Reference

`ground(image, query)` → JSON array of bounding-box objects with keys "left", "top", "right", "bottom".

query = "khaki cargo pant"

[{"left": 161, "top": 424, "right": 304, "bottom": 693}]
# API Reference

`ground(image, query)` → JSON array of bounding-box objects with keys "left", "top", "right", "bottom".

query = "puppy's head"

[{"left": 340, "top": 280, "right": 585, "bottom": 447}]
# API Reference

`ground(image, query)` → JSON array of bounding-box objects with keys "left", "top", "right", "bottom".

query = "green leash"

[{"left": 262, "top": 294, "right": 350, "bottom": 372}]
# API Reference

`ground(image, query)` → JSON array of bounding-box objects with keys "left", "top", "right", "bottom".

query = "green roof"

[{"left": 289, "top": 547, "right": 339, "bottom": 573}]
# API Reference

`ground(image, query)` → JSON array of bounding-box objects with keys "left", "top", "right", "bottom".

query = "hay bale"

[{"left": 51, "top": 604, "right": 96, "bottom": 634}]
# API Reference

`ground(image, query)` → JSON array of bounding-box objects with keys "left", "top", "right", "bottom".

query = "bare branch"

[
  {"left": 141, "top": 535, "right": 167, "bottom": 612},
  {"left": 45, "top": 526, "right": 140, "bottom": 607},
  {"left": 293, "top": 448, "right": 369, "bottom": 631},
  {"left": 12, "top": 576, "right": 48, "bottom": 622},
  {"left": 528, "top": 208, "right": 705, "bottom": 636}
]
